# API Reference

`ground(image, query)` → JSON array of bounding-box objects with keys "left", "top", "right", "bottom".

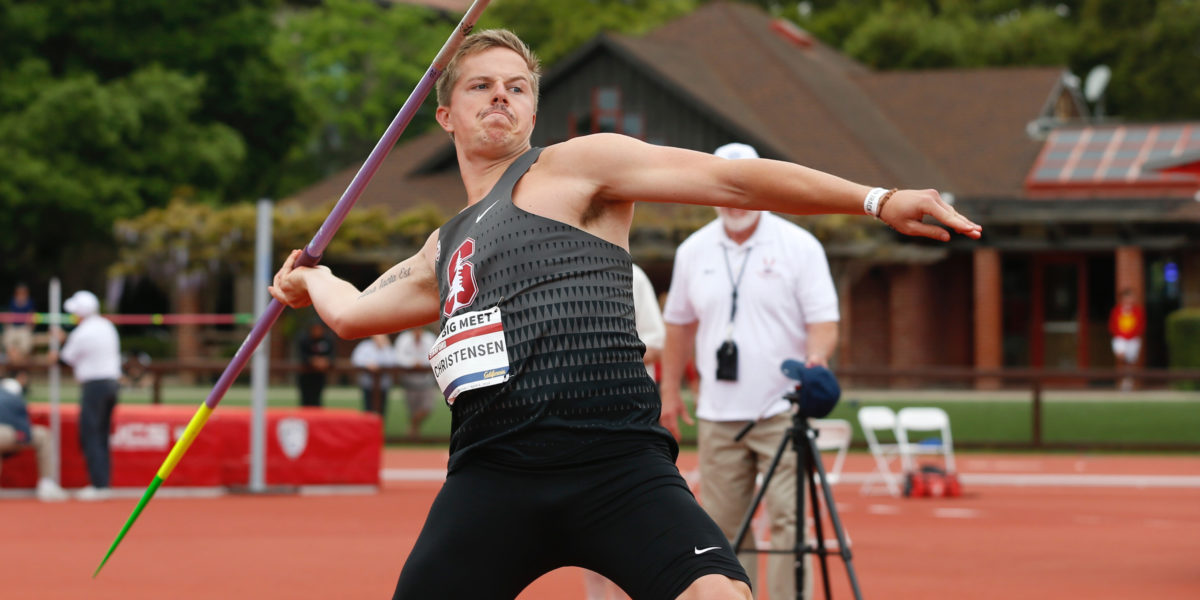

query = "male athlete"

[{"left": 270, "top": 29, "right": 981, "bottom": 600}]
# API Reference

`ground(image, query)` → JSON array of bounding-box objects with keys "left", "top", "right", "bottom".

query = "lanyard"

[{"left": 721, "top": 244, "right": 752, "bottom": 326}]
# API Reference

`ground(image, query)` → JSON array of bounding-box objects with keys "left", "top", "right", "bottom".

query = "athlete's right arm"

[{"left": 269, "top": 232, "right": 442, "bottom": 339}]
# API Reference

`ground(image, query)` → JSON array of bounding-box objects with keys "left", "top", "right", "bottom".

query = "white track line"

[
  {"left": 8, "top": 469, "right": 1197, "bottom": 500},
  {"left": 380, "top": 469, "right": 1200, "bottom": 489},
  {"left": 1, "top": 484, "right": 378, "bottom": 501},
  {"left": 933, "top": 507, "right": 981, "bottom": 519}
]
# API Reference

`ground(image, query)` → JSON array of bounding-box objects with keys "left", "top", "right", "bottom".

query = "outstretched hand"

[{"left": 878, "top": 189, "right": 982, "bottom": 241}]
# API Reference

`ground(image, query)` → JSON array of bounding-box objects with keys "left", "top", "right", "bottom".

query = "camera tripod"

[{"left": 730, "top": 387, "right": 864, "bottom": 600}]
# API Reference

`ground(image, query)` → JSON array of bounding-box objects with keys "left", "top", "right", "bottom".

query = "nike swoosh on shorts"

[{"left": 694, "top": 546, "right": 721, "bottom": 555}]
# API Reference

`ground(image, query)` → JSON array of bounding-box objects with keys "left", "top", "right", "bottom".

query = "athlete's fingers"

[
  {"left": 929, "top": 201, "right": 982, "bottom": 239},
  {"left": 273, "top": 249, "right": 297, "bottom": 290},
  {"left": 270, "top": 250, "right": 313, "bottom": 308},
  {"left": 899, "top": 221, "right": 952, "bottom": 242}
]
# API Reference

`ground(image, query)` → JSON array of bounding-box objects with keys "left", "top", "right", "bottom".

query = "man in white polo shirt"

[
  {"left": 660, "top": 142, "right": 839, "bottom": 600},
  {"left": 50, "top": 290, "right": 121, "bottom": 501}
]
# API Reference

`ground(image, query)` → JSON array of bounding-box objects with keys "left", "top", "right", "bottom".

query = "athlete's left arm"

[{"left": 551, "top": 133, "right": 980, "bottom": 242}]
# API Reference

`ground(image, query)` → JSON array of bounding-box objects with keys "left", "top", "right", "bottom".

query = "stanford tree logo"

[{"left": 444, "top": 238, "right": 479, "bottom": 316}]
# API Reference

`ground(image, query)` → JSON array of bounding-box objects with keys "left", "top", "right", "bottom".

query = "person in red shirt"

[{"left": 1108, "top": 288, "right": 1145, "bottom": 391}]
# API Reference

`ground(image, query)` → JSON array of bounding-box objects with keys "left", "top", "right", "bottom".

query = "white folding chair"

[
  {"left": 810, "top": 418, "right": 851, "bottom": 485},
  {"left": 895, "top": 407, "right": 956, "bottom": 474},
  {"left": 857, "top": 406, "right": 902, "bottom": 496}
]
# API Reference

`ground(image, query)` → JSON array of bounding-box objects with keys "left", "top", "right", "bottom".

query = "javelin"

[{"left": 94, "top": 0, "right": 493, "bottom": 577}]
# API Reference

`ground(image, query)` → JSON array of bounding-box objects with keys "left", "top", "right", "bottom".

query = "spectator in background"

[
  {"left": 1109, "top": 288, "right": 1145, "bottom": 391},
  {"left": 582, "top": 261, "right": 665, "bottom": 600},
  {"left": 659, "top": 143, "right": 841, "bottom": 600},
  {"left": 4, "top": 283, "right": 35, "bottom": 364},
  {"left": 394, "top": 326, "right": 437, "bottom": 439},
  {"left": 50, "top": 290, "right": 121, "bottom": 501},
  {"left": 351, "top": 334, "right": 396, "bottom": 418},
  {"left": 0, "top": 372, "right": 67, "bottom": 501},
  {"left": 297, "top": 321, "right": 334, "bottom": 408}
]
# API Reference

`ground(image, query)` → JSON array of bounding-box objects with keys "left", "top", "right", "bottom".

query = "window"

[{"left": 567, "top": 86, "right": 646, "bottom": 139}]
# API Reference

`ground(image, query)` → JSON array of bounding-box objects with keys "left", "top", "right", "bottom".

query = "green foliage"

[
  {"left": 0, "top": 62, "right": 245, "bottom": 286},
  {"left": 479, "top": 0, "right": 698, "bottom": 64},
  {"left": 841, "top": 3, "right": 1071, "bottom": 69},
  {"left": 0, "top": 0, "right": 309, "bottom": 289},
  {"left": 1099, "top": 0, "right": 1200, "bottom": 120},
  {"left": 112, "top": 198, "right": 449, "bottom": 290},
  {"left": 789, "top": 0, "right": 1198, "bottom": 118},
  {"left": 844, "top": 6, "right": 976, "bottom": 69},
  {"left": 270, "top": 0, "right": 450, "bottom": 191},
  {"left": 0, "top": 0, "right": 310, "bottom": 198},
  {"left": 979, "top": 6, "right": 1075, "bottom": 65},
  {"left": 1165, "top": 308, "right": 1200, "bottom": 390}
]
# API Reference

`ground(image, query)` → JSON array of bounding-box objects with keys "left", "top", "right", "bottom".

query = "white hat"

[
  {"left": 0, "top": 378, "right": 21, "bottom": 396},
  {"left": 64, "top": 290, "right": 100, "bottom": 317},
  {"left": 713, "top": 142, "right": 759, "bottom": 160}
]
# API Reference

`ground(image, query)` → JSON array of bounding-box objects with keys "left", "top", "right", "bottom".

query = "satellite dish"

[{"left": 1085, "top": 65, "right": 1111, "bottom": 103}]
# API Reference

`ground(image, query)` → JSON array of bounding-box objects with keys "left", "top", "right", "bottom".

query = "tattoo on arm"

[{"left": 358, "top": 267, "right": 412, "bottom": 299}]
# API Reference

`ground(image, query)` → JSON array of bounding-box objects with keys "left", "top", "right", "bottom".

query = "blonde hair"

[{"left": 436, "top": 29, "right": 541, "bottom": 112}]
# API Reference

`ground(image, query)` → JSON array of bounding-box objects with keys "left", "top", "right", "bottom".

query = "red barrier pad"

[{"left": 0, "top": 404, "right": 381, "bottom": 489}]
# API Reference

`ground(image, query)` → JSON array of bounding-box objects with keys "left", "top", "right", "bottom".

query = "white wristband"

[{"left": 863, "top": 187, "right": 888, "bottom": 217}]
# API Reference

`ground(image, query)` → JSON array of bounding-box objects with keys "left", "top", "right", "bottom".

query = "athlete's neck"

[{"left": 456, "top": 143, "right": 532, "bottom": 205}]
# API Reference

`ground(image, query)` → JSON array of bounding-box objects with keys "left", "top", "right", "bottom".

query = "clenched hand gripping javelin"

[{"left": 94, "top": 0, "right": 493, "bottom": 577}]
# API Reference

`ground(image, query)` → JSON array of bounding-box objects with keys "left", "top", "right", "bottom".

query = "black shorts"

[{"left": 392, "top": 444, "right": 749, "bottom": 599}]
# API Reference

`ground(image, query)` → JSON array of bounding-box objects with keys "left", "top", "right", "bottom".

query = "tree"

[
  {"left": 839, "top": 3, "right": 1072, "bottom": 69},
  {"left": 0, "top": 0, "right": 310, "bottom": 198},
  {"left": 111, "top": 197, "right": 446, "bottom": 360},
  {"left": 0, "top": 0, "right": 311, "bottom": 291},
  {"left": 787, "top": 0, "right": 1197, "bottom": 119},
  {"left": 0, "top": 61, "right": 245, "bottom": 288},
  {"left": 479, "top": 0, "right": 699, "bottom": 64},
  {"left": 1074, "top": 0, "right": 1200, "bottom": 119},
  {"left": 270, "top": 0, "right": 451, "bottom": 190}
]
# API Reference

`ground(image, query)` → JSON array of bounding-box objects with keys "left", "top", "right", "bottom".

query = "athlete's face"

[{"left": 436, "top": 47, "right": 536, "bottom": 152}]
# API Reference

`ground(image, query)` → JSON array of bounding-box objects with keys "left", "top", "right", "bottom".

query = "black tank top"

[{"left": 435, "top": 147, "right": 676, "bottom": 471}]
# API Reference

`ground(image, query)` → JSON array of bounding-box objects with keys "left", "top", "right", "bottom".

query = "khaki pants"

[
  {"left": 699, "top": 415, "right": 812, "bottom": 600},
  {"left": 0, "top": 424, "right": 56, "bottom": 481}
]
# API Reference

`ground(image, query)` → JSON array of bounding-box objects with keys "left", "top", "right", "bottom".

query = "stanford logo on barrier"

[{"left": 277, "top": 418, "right": 309, "bottom": 460}]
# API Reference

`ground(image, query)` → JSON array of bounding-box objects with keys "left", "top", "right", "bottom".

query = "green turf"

[
  {"left": 828, "top": 398, "right": 1200, "bottom": 445},
  {"left": 25, "top": 384, "right": 1200, "bottom": 445}
]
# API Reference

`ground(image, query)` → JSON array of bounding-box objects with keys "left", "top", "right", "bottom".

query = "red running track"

[{"left": 2, "top": 449, "right": 1198, "bottom": 599}]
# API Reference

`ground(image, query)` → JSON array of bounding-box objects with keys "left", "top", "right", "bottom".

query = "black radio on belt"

[{"left": 715, "top": 339, "right": 739, "bottom": 381}]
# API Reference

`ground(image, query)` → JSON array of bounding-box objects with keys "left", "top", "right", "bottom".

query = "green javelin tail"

[
  {"left": 94, "top": 475, "right": 163, "bottom": 577},
  {"left": 94, "top": 403, "right": 213, "bottom": 577}
]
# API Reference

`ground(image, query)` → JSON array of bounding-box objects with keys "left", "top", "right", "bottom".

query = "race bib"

[{"left": 427, "top": 306, "right": 510, "bottom": 404}]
